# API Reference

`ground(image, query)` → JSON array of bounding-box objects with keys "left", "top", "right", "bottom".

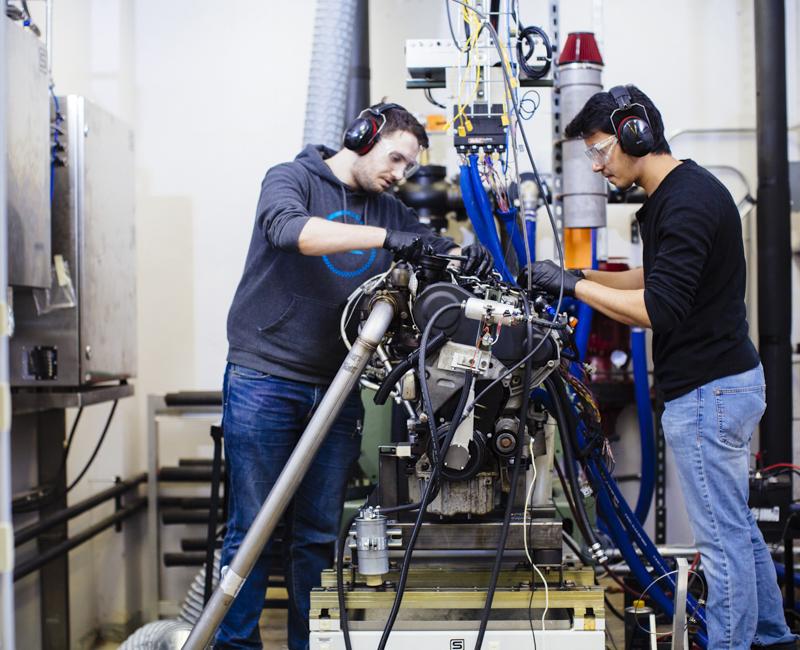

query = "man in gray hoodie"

[{"left": 217, "top": 104, "right": 491, "bottom": 649}]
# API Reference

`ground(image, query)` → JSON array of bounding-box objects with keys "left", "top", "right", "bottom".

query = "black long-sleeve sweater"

[{"left": 637, "top": 159, "right": 759, "bottom": 400}]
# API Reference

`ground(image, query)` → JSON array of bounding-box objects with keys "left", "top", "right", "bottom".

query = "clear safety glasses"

[
  {"left": 584, "top": 134, "right": 618, "bottom": 166},
  {"left": 377, "top": 139, "right": 420, "bottom": 179}
]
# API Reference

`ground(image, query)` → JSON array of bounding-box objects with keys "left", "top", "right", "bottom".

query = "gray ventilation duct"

[
  {"left": 119, "top": 552, "right": 220, "bottom": 649},
  {"left": 303, "top": 0, "right": 370, "bottom": 149}
]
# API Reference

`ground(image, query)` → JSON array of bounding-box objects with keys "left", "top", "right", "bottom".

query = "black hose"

[
  {"left": 545, "top": 376, "right": 601, "bottom": 552},
  {"left": 473, "top": 294, "right": 534, "bottom": 649},
  {"left": 377, "top": 301, "right": 469, "bottom": 649},
  {"left": 67, "top": 400, "right": 119, "bottom": 493},
  {"left": 378, "top": 371, "right": 473, "bottom": 649},
  {"left": 337, "top": 509, "right": 361, "bottom": 650},
  {"left": 373, "top": 332, "right": 447, "bottom": 406}
]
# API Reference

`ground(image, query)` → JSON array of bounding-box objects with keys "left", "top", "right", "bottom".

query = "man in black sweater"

[{"left": 525, "top": 86, "right": 794, "bottom": 649}]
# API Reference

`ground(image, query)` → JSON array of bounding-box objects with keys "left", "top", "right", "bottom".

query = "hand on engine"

[
  {"left": 460, "top": 243, "right": 494, "bottom": 278},
  {"left": 382, "top": 230, "right": 424, "bottom": 263},
  {"left": 519, "top": 260, "right": 585, "bottom": 297}
]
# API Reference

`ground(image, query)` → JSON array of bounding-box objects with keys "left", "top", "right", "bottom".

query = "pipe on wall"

[{"left": 754, "top": 1, "right": 793, "bottom": 469}]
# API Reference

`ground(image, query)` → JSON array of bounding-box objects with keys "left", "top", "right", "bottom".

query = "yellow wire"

[{"left": 445, "top": 2, "right": 484, "bottom": 133}]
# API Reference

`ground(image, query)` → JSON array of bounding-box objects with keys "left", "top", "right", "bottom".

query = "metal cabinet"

[{"left": 10, "top": 96, "right": 136, "bottom": 386}]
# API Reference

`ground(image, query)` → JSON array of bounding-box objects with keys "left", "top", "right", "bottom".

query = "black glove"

[
  {"left": 383, "top": 230, "right": 424, "bottom": 263},
  {"left": 460, "top": 243, "right": 493, "bottom": 278},
  {"left": 519, "top": 260, "right": 585, "bottom": 297}
]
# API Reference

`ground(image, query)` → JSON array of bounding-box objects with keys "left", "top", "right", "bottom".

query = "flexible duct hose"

[
  {"left": 303, "top": 0, "right": 359, "bottom": 149},
  {"left": 119, "top": 551, "right": 220, "bottom": 649}
]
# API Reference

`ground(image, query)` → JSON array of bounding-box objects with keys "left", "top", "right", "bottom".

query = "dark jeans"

[{"left": 214, "top": 363, "right": 363, "bottom": 650}]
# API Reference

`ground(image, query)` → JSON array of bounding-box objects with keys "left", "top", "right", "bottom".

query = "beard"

[{"left": 352, "top": 164, "right": 392, "bottom": 194}]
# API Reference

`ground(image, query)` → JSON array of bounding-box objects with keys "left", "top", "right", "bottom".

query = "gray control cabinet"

[
  {"left": 6, "top": 17, "right": 51, "bottom": 288},
  {"left": 10, "top": 96, "right": 137, "bottom": 386}
]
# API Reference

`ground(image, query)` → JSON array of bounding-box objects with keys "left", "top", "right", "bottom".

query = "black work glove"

[
  {"left": 460, "top": 243, "right": 494, "bottom": 278},
  {"left": 383, "top": 230, "right": 424, "bottom": 263},
  {"left": 519, "top": 260, "right": 585, "bottom": 297}
]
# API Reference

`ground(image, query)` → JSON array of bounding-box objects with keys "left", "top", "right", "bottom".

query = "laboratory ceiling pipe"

[
  {"left": 754, "top": 0, "right": 793, "bottom": 468},
  {"left": 0, "top": 14, "right": 16, "bottom": 650},
  {"left": 557, "top": 44, "right": 607, "bottom": 228},
  {"left": 303, "top": 0, "right": 362, "bottom": 149},
  {"left": 343, "top": 0, "right": 370, "bottom": 126},
  {"left": 183, "top": 299, "right": 397, "bottom": 649}
]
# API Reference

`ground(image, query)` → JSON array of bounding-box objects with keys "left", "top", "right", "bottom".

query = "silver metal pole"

[
  {"left": 0, "top": 11, "right": 17, "bottom": 650},
  {"left": 671, "top": 557, "right": 689, "bottom": 650},
  {"left": 183, "top": 298, "right": 396, "bottom": 649}
]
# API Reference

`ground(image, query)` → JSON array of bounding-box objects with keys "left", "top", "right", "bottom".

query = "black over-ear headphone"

[
  {"left": 342, "top": 103, "right": 404, "bottom": 155},
  {"left": 608, "top": 85, "right": 654, "bottom": 157}
]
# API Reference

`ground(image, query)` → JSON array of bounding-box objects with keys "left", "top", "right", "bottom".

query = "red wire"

[
  {"left": 761, "top": 463, "right": 800, "bottom": 473},
  {"left": 690, "top": 552, "right": 700, "bottom": 572}
]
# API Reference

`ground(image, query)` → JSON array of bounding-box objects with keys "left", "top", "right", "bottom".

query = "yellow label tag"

[
  {"left": 54, "top": 254, "right": 68, "bottom": 287},
  {"left": 501, "top": 114, "right": 510, "bottom": 127},
  {"left": 465, "top": 119, "right": 473, "bottom": 132},
  {"left": 457, "top": 125, "right": 466, "bottom": 138},
  {"left": 0, "top": 522, "right": 14, "bottom": 573}
]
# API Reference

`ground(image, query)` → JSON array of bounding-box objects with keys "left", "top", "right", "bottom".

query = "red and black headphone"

[
  {"left": 609, "top": 85, "right": 654, "bottom": 157},
  {"left": 342, "top": 102, "right": 404, "bottom": 155}
]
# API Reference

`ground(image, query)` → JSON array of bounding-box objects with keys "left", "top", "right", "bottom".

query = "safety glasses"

[
  {"left": 377, "top": 139, "right": 420, "bottom": 179},
  {"left": 584, "top": 134, "right": 618, "bottom": 166}
]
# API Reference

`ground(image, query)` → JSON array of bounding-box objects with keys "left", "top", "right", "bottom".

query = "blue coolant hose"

[
  {"left": 557, "top": 378, "right": 709, "bottom": 642},
  {"left": 496, "top": 207, "right": 529, "bottom": 269},
  {"left": 631, "top": 328, "right": 656, "bottom": 524},
  {"left": 467, "top": 155, "right": 515, "bottom": 282}
]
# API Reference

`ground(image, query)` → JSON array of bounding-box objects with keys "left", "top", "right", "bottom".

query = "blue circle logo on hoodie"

[{"left": 322, "top": 210, "right": 377, "bottom": 278}]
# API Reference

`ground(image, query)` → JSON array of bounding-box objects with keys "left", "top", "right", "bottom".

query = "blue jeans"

[
  {"left": 214, "top": 363, "right": 363, "bottom": 650},
  {"left": 662, "top": 364, "right": 793, "bottom": 649}
]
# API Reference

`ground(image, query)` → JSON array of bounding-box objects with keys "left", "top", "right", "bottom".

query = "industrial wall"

[{"left": 10, "top": 0, "right": 800, "bottom": 647}]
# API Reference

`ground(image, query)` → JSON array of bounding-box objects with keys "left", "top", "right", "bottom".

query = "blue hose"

[
  {"left": 631, "top": 328, "right": 656, "bottom": 524},
  {"left": 496, "top": 207, "right": 529, "bottom": 269},
  {"left": 774, "top": 560, "right": 800, "bottom": 586},
  {"left": 459, "top": 164, "right": 491, "bottom": 245},
  {"left": 467, "top": 155, "right": 515, "bottom": 282},
  {"left": 563, "top": 382, "right": 708, "bottom": 638},
  {"left": 525, "top": 217, "right": 536, "bottom": 263}
]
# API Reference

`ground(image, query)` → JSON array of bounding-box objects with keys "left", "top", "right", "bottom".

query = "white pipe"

[{"left": 0, "top": 10, "right": 16, "bottom": 649}]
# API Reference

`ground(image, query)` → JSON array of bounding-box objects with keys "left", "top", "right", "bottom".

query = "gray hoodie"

[{"left": 226, "top": 144, "right": 454, "bottom": 384}]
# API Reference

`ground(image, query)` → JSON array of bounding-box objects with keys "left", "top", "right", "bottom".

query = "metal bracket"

[{"left": 671, "top": 557, "right": 689, "bottom": 650}]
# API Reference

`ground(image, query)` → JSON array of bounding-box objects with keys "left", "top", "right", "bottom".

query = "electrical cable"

[
  {"left": 445, "top": 0, "right": 467, "bottom": 52},
  {"left": 377, "top": 302, "right": 472, "bottom": 649},
  {"left": 424, "top": 87, "right": 447, "bottom": 110},
  {"left": 562, "top": 384, "right": 710, "bottom": 646},
  {"left": 515, "top": 25, "right": 552, "bottom": 80},
  {"left": 66, "top": 400, "right": 119, "bottom": 493},
  {"left": 12, "top": 406, "right": 83, "bottom": 513},
  {"left": 473, "top": 292, "right": 534, "bottom": 649},
  {"left": 445, "top": 0, "right": 569, "bottom": 420},
  {"left": 337, "top": 509, "right": 360, "bottom": 650},
  {"left": 547, "top": 377, "right": 600, "bottom": 553},
  {"left": 523, "top": 435, "right": 549, "bottom": 645}
]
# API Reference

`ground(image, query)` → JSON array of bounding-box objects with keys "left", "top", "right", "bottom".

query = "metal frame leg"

[{"left": 204, "top": 424, "right": 223, "bottom": 604}]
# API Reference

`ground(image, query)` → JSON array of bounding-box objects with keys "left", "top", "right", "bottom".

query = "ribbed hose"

[
  {"left": 303, "top": 0, "right": 359, "bottom": 149},
  {"left": 118, "top": 620, "right": 193, "bottom": 650},
  {"left": 118, "top": 551, "right": 220, "bottom": 649}
]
